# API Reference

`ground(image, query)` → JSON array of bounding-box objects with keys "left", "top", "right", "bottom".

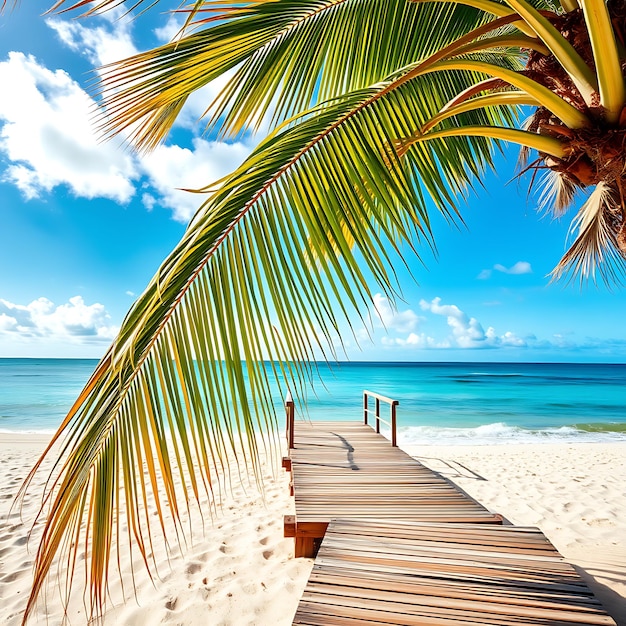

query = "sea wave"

[
  {"left": 0, "top": 428, "right": 57, "bottom": 435},
  {"left": 396, "top": 422, "right": 626, "bottom": 446}
]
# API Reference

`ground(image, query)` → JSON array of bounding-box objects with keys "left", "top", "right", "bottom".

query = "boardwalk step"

[{"left": 293, "top": 520, "right": 616, "bottom": 625}]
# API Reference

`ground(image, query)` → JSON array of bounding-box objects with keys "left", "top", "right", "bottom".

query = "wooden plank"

[
  {"left": 286, "top": 420, "right": 501, "bottom": 554},
  {"left": 292, "top": 519, "right": 616, "bottom": 625}
]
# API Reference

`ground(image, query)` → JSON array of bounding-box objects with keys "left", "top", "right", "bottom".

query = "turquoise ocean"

[{"left": 1, "top": 359, "right": 625, "bottom": 445}]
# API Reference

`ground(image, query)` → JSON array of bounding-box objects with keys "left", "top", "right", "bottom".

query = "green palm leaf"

[
  {"left": 16, "top": 0, "right": 626, "bottom": 621},
  {"left": 20, "top": 47, "right": 526, "bottom": 619},
  {"left": 95, "top": 0, "right": 500, "bottom": 149}
]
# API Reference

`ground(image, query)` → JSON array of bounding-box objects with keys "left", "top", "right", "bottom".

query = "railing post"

[
  {"left": 375, "top": 397, "right": 380, "bottom": 434},
  {"left": 363, "top": 391, "right": 368, "bottom": 425},
  {"left": 363, "top": 390, "right": 400, "bottom": 447},
  {"left": 285, "top": 391, "right": 295, "bottom": 449}
]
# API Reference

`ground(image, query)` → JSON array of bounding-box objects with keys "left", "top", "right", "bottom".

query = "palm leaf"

[
  {"left": 94, "top": 0, "right": 501, "bottom": 150},
  {"left": 537, "top": 168, "right": 581, "bottom": 216},
  {"left": 502, "top": 0, "right": 599, "bottom": 103},
  {"left": 19, "top": 47, "right": 527, "bottom": 620},
  {"left": 579, "top": 0, "right": 625, "bottom": 123},
  {"left": 551, "top": 182, "right": 626, "bottom": 284}
]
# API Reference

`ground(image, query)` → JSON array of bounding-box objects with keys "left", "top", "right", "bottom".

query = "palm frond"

[
  {"left": 415, "top": 57, "right": 590, "bottom": 128},
  {"left": 503, "top": 0, "right": 599, "bottom": 103},
  {"left": 402, "top": 124, "right": 567, "bottom": 156},
  {"left": 421, "top": 90, "right": 538, "bottom": 133},
  {"left": 537, "top": 168, "right": 580, "bottom": 215},
  {"left": 579, "top": 0, "right": 625, "bottom": 123},
  {"left": 94, "top": 0, "right": 506, "bottom": 150},
  {"left": 20, "top": 59, "right": 522, "bottom": 622},
  {"left": 551, "top": 182, "right": 626, "bottom": 284}
]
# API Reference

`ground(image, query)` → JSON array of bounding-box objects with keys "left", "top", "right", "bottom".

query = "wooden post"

[
  {"left": 363, "top": 391, "right": 368, "bottom": 425},
  {"left": 375, "top": 397, "right": 380, "bottom": 434},
  {"left": 285, "top": 391, "right": 295, "bottom": 449},
  {"left": 391, "top": 401, "right": 398, "bottom": 447}
]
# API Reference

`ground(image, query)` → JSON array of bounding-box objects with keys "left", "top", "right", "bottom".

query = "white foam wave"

[
  {"left": 397, "top": 422, "right": 626, "bottom": 446},
  {"left": 0, "top": 428, "right": 56, "bottom": 435}
]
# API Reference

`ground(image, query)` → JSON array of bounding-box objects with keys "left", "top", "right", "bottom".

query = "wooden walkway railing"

[
  {"left": 363, "top": 390, "right": 398, "bottom": 446},
  {"left": 285, "top": 391, "right": 295, "bottom": 450}
]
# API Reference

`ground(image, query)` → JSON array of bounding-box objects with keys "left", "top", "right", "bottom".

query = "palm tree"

[{"left": 14, "top": 0, "right": 626, "bottom": 622}]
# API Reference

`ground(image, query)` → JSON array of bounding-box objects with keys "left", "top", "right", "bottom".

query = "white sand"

[
  {"left": 0, "top": 433, "right": 313, "bottom": 626},
  {"left": 1, "top": 434, "right": 624, "bottom": 625}
]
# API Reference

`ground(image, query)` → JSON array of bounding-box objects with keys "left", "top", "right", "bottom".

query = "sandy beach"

[{"left": 1, "top": 434, "right": 624, "bottom": 625}]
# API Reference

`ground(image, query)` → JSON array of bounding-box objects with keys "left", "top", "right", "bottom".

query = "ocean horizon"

[{"left": 0, "top": 358, "right": 625, "bottom": 445}]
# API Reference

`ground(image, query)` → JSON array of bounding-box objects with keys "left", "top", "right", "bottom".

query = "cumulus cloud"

[
  {"left": 0, "top": 51, "right": 253, "bottom": 221},
  {"left": 368, "top": 294, "right": 526, "bottom": 351},
  {"left": 495, "top": 261, "right": 532, "bottom": 275},
  {"left": 0, "top": 16, "right": 273, "bottom": 223},
  {"left": 140, "top": 138, "right": 250, "bottom": 222},
  {"left": 0, "top": 52, "right": 138, "bottom": 201},
  {"left": 381, "top": 333, "right": 446, "bottom": 349},
  {"left": 372, "top": 294, "right": 421, "bottom": 334},
  {"left": 0, "top": 296, "right": 118, "bottom": 343},
  {"left": 47, "top": 9, "right": 138, "bottom": 67},
  {"left": 418, "top": 297, "right": 526, "bottom": 349},
  {"left": 154, "top": 16, "right": 186, "bottom": 43},
  {"left": 478, "top": 261, "right": 532, "bottom": 279}
]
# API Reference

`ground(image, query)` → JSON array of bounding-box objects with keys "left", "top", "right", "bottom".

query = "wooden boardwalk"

[
  {"left": 285, "top": 394, "right": 615, "bottom": 624},
  {"left": 284, "top": 420, "right": 501, "bottom": 557},
  {"left": 293, "top": 519, "right": 616, "bottom": 625}
]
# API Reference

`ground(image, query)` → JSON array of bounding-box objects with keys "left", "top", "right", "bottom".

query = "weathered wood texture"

[
  {"left": 286, "top": 421, "right": 500, "bottom": 557},
  {"left": 293, "top": 519, "right": 616, "bottom": 625}
]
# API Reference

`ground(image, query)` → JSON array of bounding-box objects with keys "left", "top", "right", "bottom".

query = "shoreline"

[{"left": 1, "top": 434, "right": 624, "bottom": 625}]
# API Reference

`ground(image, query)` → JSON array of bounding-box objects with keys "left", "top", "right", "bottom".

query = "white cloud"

[
  {"left": 0, "top": 296, "right": 118, "bottom": 343},
  {"left": 0, "top": 52, "right": 138, "bottom": 201},
  {"left": 500, "top": 330, "right": 527, "bottom": 347},
  {"left": 47, "top": 10, "right": 138, "bottom": 67},
  {"left": 154, "top": 14, "right": 186, "bottom": 43},
  {"left": 494, "top": 261, "right": 532, "bottom": 275},
  {"left": 0, "top": 19, "right": 264, "bottom": 223},
  {"left": 418, "top": 297, "right": 527, "bottom": 350},
  {"left": 381, "top": 333, "right": 446, "bottom": 349},
  {"left": 139, "top": 138, "right": 251, "bottom": 222},
  {"left": 0, "top": 51, "right": 253, "bottom": 221},
  {"left": 477, "top": 269, "right": 492, "bottom": 280},
  {"left": 368, "top": 294, "right": 528, "bottom": 351},
  {"left": 372, "top": 294, "right": 421, "bottom": 333},
  {"left": 479, "top": 261, "right": 532, "bottom": 279}
]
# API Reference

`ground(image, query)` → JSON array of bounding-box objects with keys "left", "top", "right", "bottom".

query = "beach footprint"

[{"left": 185, "top": 561, "right": 202, "bottom": 576}]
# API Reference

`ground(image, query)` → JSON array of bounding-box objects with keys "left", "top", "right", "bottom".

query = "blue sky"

[{"left": 0, "top": 4, "right": 624, "bottom": 362}]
